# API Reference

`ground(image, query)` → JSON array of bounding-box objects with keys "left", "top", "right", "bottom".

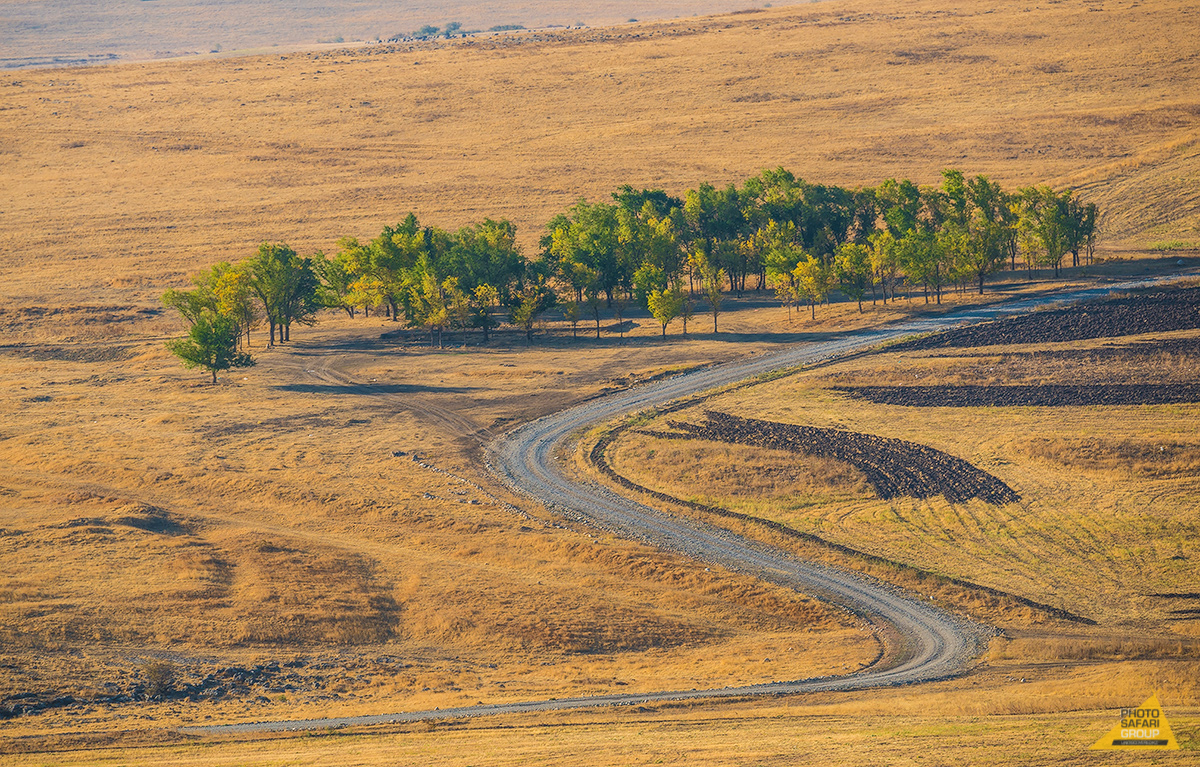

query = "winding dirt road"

[{"left": 188, "top": 276, "right": 1187, "bottom": 735}]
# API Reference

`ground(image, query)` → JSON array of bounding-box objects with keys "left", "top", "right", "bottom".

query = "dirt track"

[
  {"left": 185, "top": 273, "right": 1193, "bottom": 735},
  {"left": 646, "top": 411, "right": 1020, "bottom": 504},
  {"left": 836, "top": 383, "right": 1200, "bottom": 407}
]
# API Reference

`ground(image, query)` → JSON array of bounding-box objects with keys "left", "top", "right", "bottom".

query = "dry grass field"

[
  {"left": 0, "top": 0, "right": 762, "bottom": 67},
  {"left": 2, "top": 0, "right": 1200, "bottom": 315},
  {"left": 2, "top": 0, "right": 1200, "bottom": 761}
]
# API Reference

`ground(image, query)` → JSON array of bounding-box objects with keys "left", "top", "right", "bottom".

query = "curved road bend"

[{"left": 188, "top": 276, "right": 1185, "bottom": 735}]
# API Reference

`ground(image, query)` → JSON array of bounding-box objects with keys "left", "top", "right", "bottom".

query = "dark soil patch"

[
  {"left": 640, "top": 411, "right": 1019, "bottom": 505},
  {"left": 835, "top": 383, "right": 1200, "bottom": 407},
  {"left": 891, "top": 286, "right": 1200, "bottom": 350},
  {"left": 926, "top": 336, "right": 1200, "bottom": 360}
]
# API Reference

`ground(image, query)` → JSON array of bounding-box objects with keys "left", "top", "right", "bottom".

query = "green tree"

[
  {"left": 767, "top": 269, "right": 800, "bottom": 319},
  {"left": 411, "top": 263, "right": 449, "bottom": 347},
  {"left": 632, "top": 262, "right": 667, "bottom": 305},
  {"left": 510, "top": 275, "right": 556, "bottom": 342},
  {"left": 470, "top": 283, "right": 500, "bottom": 343},
  {"left": 546, "top": 199, "right": 623, "bottom": 306},
  {"left": 964, "top": 173, "right": 1014, "bottom": 294},
  {"left": 793, "top": 254, "right": 833, "bottom": 319},
  {"left": 1018, "top": 186, "right": 1072, "bottom": 277},
  {"left": 617, "top": 200, "right": 685, "bottom": 293},
  {"left": 561, "top": 298, "right": 582, "bottom": 339},
  {"left": 161, "top": 285, "right": 217, "bottom": 327},
  {"left": 691, "top": 252, "right": 726, "bottom": 333},
  {"left": 317, "top": 238, "right": 366, "bottom": 317},
  {"left": 684, "top": 182, "right": 746, "bottom": 293},
  {"left": 210, "top": 262, "right": 260, "bottom": 346},
  {"left": 164, "top": 262, "right": 258, "bottom": 347},
  {"left": 896, "top": 228, "right": 944, "bottom": 304},
  {"left": 370, "top": 214, "right": 430, "bottom": 321},
  {"left": 165, "top": 310, "right": 254, "bottom": 384},
  {"left": 247, "top": 242, "right": 321, "bottom": 345},
  {"left": 1065, "top": 196, "right": 1098, "bottom": 268},
  {"left": 868, "top": 231, "right": 900, "bottom": 304},
  {"left": 446, "top": 218, "right": 525, "bottom": 302},
  {"left": 647, "top": 287, "right": 683, "bottom": 337},
  {"left": 442, "top": 276, "right": 472, "bottom": 345},
  {"left": 834, "top": 242, "right": 871, "bottom": 312}
]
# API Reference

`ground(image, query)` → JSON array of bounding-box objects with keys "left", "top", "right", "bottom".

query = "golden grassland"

[
  {"left": 4, "top": 691, "right": 1197, "bottom": 766},
  {"left": 1, "top": 312, "right": 892, "bottom": 735},
  {"left": 7, "top": 280, "right": 1194, "bottom": 754},
  {"left": 3, "top": 0, "right": 1200, "bottom": 759},
  {"left": 2, "top": 0, "right": 1200, "bottom": 314},
  {"left": 0, "top": 0, "right": 763, "bottom": 65}
]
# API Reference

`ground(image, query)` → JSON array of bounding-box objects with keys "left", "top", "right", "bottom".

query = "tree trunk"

[
  {"left": 211, "top": 368, "right": 218, "bottom": 385},
  {"left": 810, "top": 300, "right": 815, "bottom": 320},
  {"left": 267, "top": 319, "right": 276, "bottom": 347}
]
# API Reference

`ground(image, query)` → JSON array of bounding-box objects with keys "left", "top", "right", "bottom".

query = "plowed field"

[
  {"left": 640, "top": 411, "right": 1020, "bottom": 505},
  {"left": 892, "top": 286, "right": 1200, "bottom": 350},
  {"left": 835, "top": 383, "right": 1200, "bottom": 407}
]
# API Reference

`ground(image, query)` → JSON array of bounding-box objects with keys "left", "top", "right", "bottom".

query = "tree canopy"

[{"left": 163, "top": 167, "right": 1100, "bottom": 379}]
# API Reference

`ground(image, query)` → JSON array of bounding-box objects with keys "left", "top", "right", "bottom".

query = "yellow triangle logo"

[{"left": 1090, "top": 694, "right": 1179, "bottom": 750}]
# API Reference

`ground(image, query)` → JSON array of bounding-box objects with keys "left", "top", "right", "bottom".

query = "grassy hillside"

[
  {"left": 0, "top": 0, "right": 760, "bottom": 66},
  {"left": 1, "top": 0, "right": 1199, "bottom": 317}
]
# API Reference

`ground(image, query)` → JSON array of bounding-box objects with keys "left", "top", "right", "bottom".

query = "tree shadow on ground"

[{"left": 275, "top": 382, "right": 475, "bottom": 396}]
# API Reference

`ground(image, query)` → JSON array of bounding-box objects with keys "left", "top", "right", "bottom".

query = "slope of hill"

[
  {"left": 1, "top": 0, "right": 1197, "bottom": 320},
  {"left": 0, "top": 0, "right": 764, "bottom": 67}
]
